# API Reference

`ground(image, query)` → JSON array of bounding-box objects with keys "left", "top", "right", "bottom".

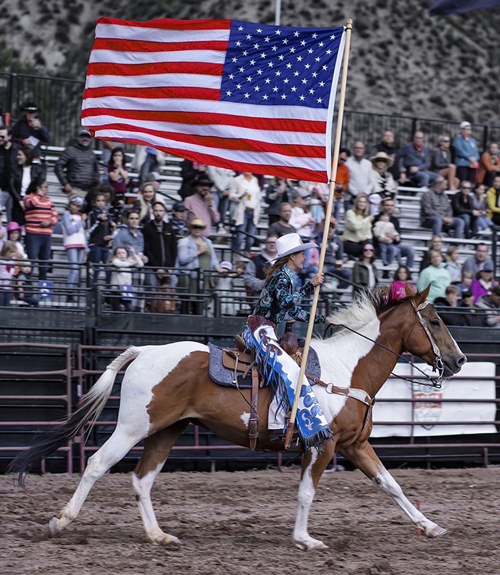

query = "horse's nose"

[{"left": 456, "top": 354, "right": 467, "bottom": 368}]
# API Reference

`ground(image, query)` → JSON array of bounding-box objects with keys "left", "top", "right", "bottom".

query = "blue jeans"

[
  {"left": 25, "top": 233, "right": 52, "bottom": 280},
  {"left": 474, "top": 216, "right": 493, "bottom": 233},
  {"left": 423, "top": 216, "right": 465, "bottom": 239},
  {"left": 66, "top": 247, "right": 85, "bottom": 289},
  {"left": 378, "top": 242, "right": 398, "bottom": 265},
  {"left": 457, "top": 213, "right": 472, "bottom": 238},
  {"left": 413, "top": 170, "right": 439, "bottom": 188},
  {"left": 395, "top": 243, "right": 415, "bottom": 268},
  {"left": 233, "top": 209, "right": 257, "bottom": 253},
  {"left": 0, "top": 290, "right": 11, "bottom": 306},
  {"left": 89, "top": 245, "right": 110, "bottom": 283},
  {"left": 139, "top": 153, "right": 158, "bottom": 183}
]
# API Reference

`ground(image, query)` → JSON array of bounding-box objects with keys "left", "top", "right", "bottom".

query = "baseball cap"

[
  {"left": 462, "top": 289, "right": 473, "bottom": 298},
  {"left": 145, "top": 171, "right": 161, "bottom": 182},
  {"left": 195, "top": 176, "right": 213, "bottom": 187},
  {"left": 480, "top": 264, "right": 494, "bottom": 272},
  {"left": 459, "top": 121, "right": 471, "bottom": 129},
  {"left": 172, "top": 201, "right": 186, "bottom": 212},
  {"left": 219, "top": 261, "right": 233, "bottom": 271},
  {"left": 78, "top": 128, "right": 92, "bottom": 137},
  {"left": 69, "top": 197, "right": 84, "bottom": 207}
]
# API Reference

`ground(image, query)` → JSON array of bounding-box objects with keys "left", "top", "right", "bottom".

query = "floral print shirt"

[{"left": 253, "top": 265, "right": 325, "bottom": 324}]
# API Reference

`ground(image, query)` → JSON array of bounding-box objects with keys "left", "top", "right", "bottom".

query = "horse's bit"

[{"left": 326, "top": 300, "right": 444, "bottom": 389}]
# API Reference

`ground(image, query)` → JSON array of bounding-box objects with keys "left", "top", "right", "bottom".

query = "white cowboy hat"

[
  {"left": 273, "top": 233, "right": 318, "bottom": 261},
  {"left": 369, "top": 151, "right": 394, "bottom": 167}
]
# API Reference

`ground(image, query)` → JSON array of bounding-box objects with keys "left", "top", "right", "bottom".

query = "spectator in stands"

[
  {"left": 290, "top": 191, "right": 315, "bottom": 241},
  {"left": 11, "top": 146, "right": 46, "bottom": 225},
  {"left": 138, "top": 147, "right": 165, "bottom": 184},
  {"left": 471, "top": 184, "right": 493, "bottom": 234},
  {"left": 86, "top": 192, "right": 115, "bottom": 282},
  {"left": 268, "top": 202, "right": 296, "bottom": 238},
  {"left": 0, "top": 127, "right": 15, "bottom": 222},
  {"left": 12, "top": 102, "right": 49, "bottom": 159},
  {"left": 397, "top": 131, "right": 438, "bottom": 188},
  {"left": 307, "top": 181, "right": 329, "bottom": 232},
  {"left": 55, "top": 128, "right": 101, "bottom": 201},
  {"left": 243, "top": 234, "right": 278, "bottom": 296},
  {"left": 371, "top": 130, "right": 397, "bottom": 162},
  {"left": 352, "top": 242, "right": 378, "bottom": 298},
  {"left": 23, "top": 177, "right": 58, "bottom": 281},
  {"left": 420, "top": 176, "right": 465, "bottom": 239},
  {"left": 458, "top": 289, "right": 485, "bottom": 327},
  {"left": 476, "top": 142, "right": 500, "bottom": 188},
  {"left": 345, "top": 141, "right": 375, "bottom": 211},
  {"left": 390, "top": 265, "right": 415, "bottom": 299},
  {"left": 369, "top": 151, "right": 398, "bottom": 215},
  {"left": 417, "top": 250, "right": 451, "bottom": 303},
  {"left": 462, "top": 243, "right": 494, "bottom": 277},
  {"left": 486, "top": 175, "right": 500, "bottom": 227},
  {"left": 133, "top": 182, "right": 163, "bottom": 226},
  {"left": 434, "top": 285, "right": 465, "bottom": 326},
  {"left": 62, "top": 197, "right": 87, "bottom": 295},
  {"left": 318, "top": 217, "right": 352, "bottom": 289},
  {"left": 109, "top": 246, "right": 144, "bottom": 311},
  {"left": 113, "top": 211, "right": 147, "bottom": 262},
  {"left": 143, "top": 202, "right": 177, "bottom": 287},
  {"left": 176, "top": 217, "right": 224, "bottom": 293},
  {"left": 420, "top": 234, "right": 444, "bottom": 272},
  {"left": 342, "top": 194, "right": 373, "bottom": 259},
  {"left": 229, "top": 172, "right": 261, "bottom": 256},
  {"left": 100, "top": 139, "right": 121, "bottom": 166},
  {"left": 12, "top": 259, "right": 37, "bottom": 307},
  {"left": 107, "top": 148, "right": 129, "bottom": 202},
  {"left": 470, "top": 265, "right": 496, "bottom": 303},
  {"left": 456, "top": 270, "right": 474, "bottom": 297},
  {"left": 476, "top": 285, "right": 500, "bottom": 328},
  {"left": 145, "top": 268, "right": 178, "bottom": 314},
  {"left": 452, "top": 181, "right": 477, "bottom": 238},
  {"left": 179, "top": 159, "right": 208, "bottom": 200},
  {"left": 185, "top": 176, "right": 220, "bottom": 239},
  {"left": 170, "top": 201, "right": 188, "bottom": 240},
  {"left": 206, "top": 165, "right": 236, "bottom": 231},
  {"left": 444, "top": 245, "right": 461, "bottom": 283},
  {"left": 453, "top": 121, "right": 480, "bottom": 183},
  {"left": 373, "top": 210, "right": 398, "bottom": 267},
  {"left": 265, "top": 177, "right": 294, "bottom": 226},
  {"left": 334, "top": 148, "right": 350, "bottom": 221},
  {"left": 6, "top": 221, "right": 26, "bottom": 258},
  {"left": 0, "top": 240, "right": 16, "bottom": 305},
  {"left": 374, "top": 198, "right": 415, "bottom": 269},
  {"left": 431, "top": 135, "right": 458, "bottom": 191},
  {"left": 144, "top": 172, "right": 162, "bottom": 195}
]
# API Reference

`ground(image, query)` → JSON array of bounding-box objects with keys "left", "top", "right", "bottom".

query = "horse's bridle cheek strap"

[{"left": 411, "top": 300, "right": 444, "bottom": 387}]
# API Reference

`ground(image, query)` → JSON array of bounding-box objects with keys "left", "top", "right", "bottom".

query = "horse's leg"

[
  {"left": 49, "top": 424, "right": 146, "bottom": 536},
  {"left": 132, "top": 421, "right": 188, "bottom": 545},
  {"left": 293, "top": 441, "right": 335, "bottom": 551},
  {"left": 341, "top": 441, "right": 446, "bottom": 538}
]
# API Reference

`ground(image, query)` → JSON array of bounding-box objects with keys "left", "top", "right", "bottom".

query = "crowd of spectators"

[{"left": 0, "top": 102, "right": 499, "bottom": 326}]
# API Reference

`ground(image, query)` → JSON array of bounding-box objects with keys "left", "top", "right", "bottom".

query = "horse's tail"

[{"left": 8, "top": 346, "right": 141, "bottom": 490}]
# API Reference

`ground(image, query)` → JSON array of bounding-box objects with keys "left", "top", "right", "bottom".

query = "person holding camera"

[{"left": 143, "top": 202, "right": 177, "bottom": 288}]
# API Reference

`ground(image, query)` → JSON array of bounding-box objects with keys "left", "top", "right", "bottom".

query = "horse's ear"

[
  {"left": 414, "top": 284, "right": 431, "bottom": 306},
  {"left": 405, "top": 283, "right": 416, "bottom": 297}
]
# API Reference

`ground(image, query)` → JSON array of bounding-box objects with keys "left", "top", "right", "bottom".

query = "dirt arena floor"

[{"left": 1, "top": 467, "right": 499, "bottom": 575}]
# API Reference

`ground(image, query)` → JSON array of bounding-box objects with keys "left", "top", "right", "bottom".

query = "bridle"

[{"left": 325, "top": 299, "right": 444, "bottom": 389}]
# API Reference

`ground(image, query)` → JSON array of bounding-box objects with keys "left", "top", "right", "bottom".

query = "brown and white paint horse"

[{"left": 11, "top": 286, "right": 466, "bottom": 550}]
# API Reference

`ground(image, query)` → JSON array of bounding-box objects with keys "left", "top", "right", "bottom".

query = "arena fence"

[
  {"left": 2, "top": 72, "right": 500, "bottom": 151},
  {"left": 0, "top": 340, "right": 499, "bottom": 474}
]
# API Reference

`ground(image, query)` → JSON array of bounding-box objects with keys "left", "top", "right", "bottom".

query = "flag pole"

[{"left": 284, "top": 19, "right": 353, "bottom": 450}]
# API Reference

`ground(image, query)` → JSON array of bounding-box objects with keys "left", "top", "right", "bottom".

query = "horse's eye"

[{"left": 430, "top": 319, "right": 440, "bottom": 328}]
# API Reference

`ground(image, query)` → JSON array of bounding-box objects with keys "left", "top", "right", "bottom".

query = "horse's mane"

[{"left": 325, "top": 286, "right": 414, "bottom": 335}]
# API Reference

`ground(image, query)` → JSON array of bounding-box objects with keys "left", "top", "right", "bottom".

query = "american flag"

[{"left": 82, "top": 18, "right": 345, "bottom": 183}]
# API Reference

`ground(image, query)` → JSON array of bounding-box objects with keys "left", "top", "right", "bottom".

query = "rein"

[{"left": 325, "top": 300, "right": 444, "bottom": 389}]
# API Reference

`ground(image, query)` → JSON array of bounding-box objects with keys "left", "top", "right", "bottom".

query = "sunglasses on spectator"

[
  {"left": 442, "top": 138, "right": 450, "bottom": 142},
  {"left": 364, "top": 248, "right": 374, "bottom": 252},
  {"left": 192, "top": 225, "right": 205, "bottom": 230}
]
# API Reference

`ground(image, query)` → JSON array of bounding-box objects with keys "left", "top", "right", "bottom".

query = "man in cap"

[
  {"left": 55, "top": 128, "right": 101, "bottom": 201},
  {"left": 12, "top": 101, "right": 50, "bottom": 159},
  {"left": 462, "top": 243, "right": 494, "bottom": 277},
  {"left": 184, "top": 175, "right": 220, "bottom": 237},
  {"left": 170, "top": 201, "right": 188, "bottom": 239},
  {"left": 476, "top": 285, "right": 500, "bottom": 328},
  {"left": 452, "top": 121, "right": 480, "bottom": 183}
]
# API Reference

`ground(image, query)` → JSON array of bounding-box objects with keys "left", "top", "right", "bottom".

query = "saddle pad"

[{"left": 208, "top": 342, "right": 321, "bottom": 389}]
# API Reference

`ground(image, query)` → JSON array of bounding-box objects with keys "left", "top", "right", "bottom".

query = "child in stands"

[
  {"left": 62, "top": 197, "right": 87, "bottom": 294},
  {"left": 109, "top": 246, "right": 144, "bottom": 311}
]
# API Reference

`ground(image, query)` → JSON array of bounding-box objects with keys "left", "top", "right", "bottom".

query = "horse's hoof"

[
  {"left": 426, "top": 524, "right": 447, "bottom": 538},
  {"left": 295, "top": 539, "right": 328, "bottom": 551},
  {"left": 48, "top": 517, "right": 61, "bottom": 537},
  {"left": 153, "top": 534, "right": 181, "bottom": 546}
]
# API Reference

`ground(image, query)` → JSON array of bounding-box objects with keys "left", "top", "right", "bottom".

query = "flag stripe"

[
  {"left": 97, "top": 17, "right": 232, "bottom": 31},
  {"left": 87, "top": 62, "right": 224, "bottom": 77},
  {"left": 96, "top": 23, "right": 231, "bottom": 43},
  {"left": 90, "top": 48, "right": 227, "bottom": 65},
  {"left": 91, "top": 131, "right": 327, "bottom": 181},
  {"left": 85, "top": 72, "right": 221, "bottom": 89},
  {"left": 87, "top": 121, "right": 325, "bottom": 156},
  {"left": 82, "top": 108, "right": 325, "bottom": 141},
  {"left": 83, "top": 87, "right": 221, "bottom": 101},
  {"left": 91, "top": 38, "right": 228, "bottom": 54},
  {"left": 82, "top": 96, "right": 328, "bottom": 123}
]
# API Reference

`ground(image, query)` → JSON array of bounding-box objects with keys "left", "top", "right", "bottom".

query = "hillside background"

[{"left": 0, "top": 0, "right": 499, "bottom": 124}]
